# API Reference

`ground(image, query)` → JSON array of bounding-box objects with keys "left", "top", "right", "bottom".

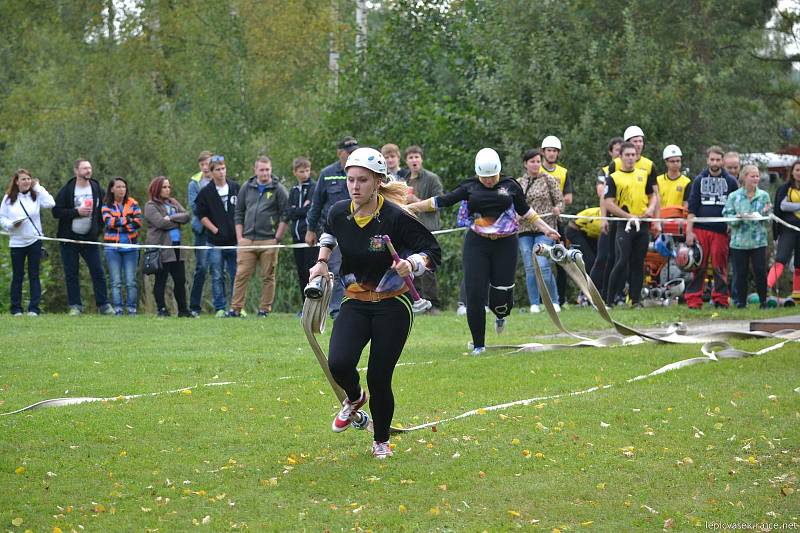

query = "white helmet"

[
  {"left": 662, "top": 144, "right": 682, "bottom": 160},
  {"left": 623, "top": 125, "right": 645, "bottom": 141},
  {"left": 345, "top": 147, "right": 387, "bottom": 177},
  {"left": 475, "top": 148, "right": 502, "bottom": 177},
  {"left": 541, "top": 135, "right": 562, "bottom": 150}
]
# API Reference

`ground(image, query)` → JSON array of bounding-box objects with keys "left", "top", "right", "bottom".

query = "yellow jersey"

[
  {"left": 605, "top": 167, "right": 653, "bottom": 217},
  {"left": 541, "top": 164, "right": 571, "bottom": 194},
  {"left": 575, "top": 207, "right": 602, "bottom": 239},
  {"left": 790, "top": 187, "right": 800, "bottom": 220},
  {"left": 610, "top": 155, "right": 655, "bottom": 181},
  {"left": 656, "top": 173, "right": 691, "bottom": 207}
]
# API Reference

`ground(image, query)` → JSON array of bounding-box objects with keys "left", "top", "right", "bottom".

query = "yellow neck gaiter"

[{"left": 350, "top": 194, "right": 384, "bottom": 228}]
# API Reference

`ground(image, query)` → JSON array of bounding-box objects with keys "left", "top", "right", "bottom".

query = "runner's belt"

[{"left": 345, "top": 287, "right": 407, "bottom": 302}]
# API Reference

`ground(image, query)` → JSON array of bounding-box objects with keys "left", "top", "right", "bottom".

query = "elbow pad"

[
  {"left": 319, "top": 232, "right": 337, "bottom": 249},
  {"left": 407, "top": 253, "right": 428, "bottom": 277}
]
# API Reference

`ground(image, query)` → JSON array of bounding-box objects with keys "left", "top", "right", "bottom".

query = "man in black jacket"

[
  {"left": 52, "top": 159, "right": 113, "bottom": 315},
  {"left": 287, "top": 157, "right": 316, "bottom": 305},
  {"left": 195, "top": 155, "right": 240, "bottom": 316}
]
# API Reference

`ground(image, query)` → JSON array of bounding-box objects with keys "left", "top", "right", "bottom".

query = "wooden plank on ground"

[{"left": 750, "top": 315, "right": 800, "bottom": 333}]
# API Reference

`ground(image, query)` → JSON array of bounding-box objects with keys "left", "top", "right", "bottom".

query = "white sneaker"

[
  {"left": 553, "top": 303, "right": 561, "bottom": 313},
  {"left": 332, "top": 389, "right": 368, "bottom": 432},
  {"left": 529, "top": 304, "right": 540, "bottom": 313},
  {"left": 456, "top": 303, "right": 467, "bottom": 316},
  {"left": 372, "top": 440, "right": 393, "bottom": 459}
]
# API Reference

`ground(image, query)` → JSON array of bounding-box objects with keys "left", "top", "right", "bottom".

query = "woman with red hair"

[{"left": 144, "top": 176, "right": 191, "bottom": 317}]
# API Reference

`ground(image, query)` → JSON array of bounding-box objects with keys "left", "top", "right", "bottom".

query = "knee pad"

[{"left": 489, "top": 283, "right": 514, "bottom": 318}]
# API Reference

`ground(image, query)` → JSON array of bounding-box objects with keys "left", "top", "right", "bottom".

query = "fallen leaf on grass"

[
  {"left": 11, "top": 517, "right": 23, "bottom": 526},
  {"left": 398, "top": 504, "right": 407, "bottom": 513},
  {"left": 621, "top": 446, "right": 635, "bottom": 458},
  {"left": 507, "top": 510, "right": 521, "bottom": 517},
  {"left": 664, "top": 517, "right": 674, "bottom": 529},
  {"left": 15, "top": 466, "right": 25, "bottom": 475}
]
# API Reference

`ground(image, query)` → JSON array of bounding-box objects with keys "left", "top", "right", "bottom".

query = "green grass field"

[{"left": 1, "top": 306, "right": 798, "bottom": 532}]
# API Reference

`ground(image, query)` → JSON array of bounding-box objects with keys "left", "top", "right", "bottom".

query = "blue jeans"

[
  {"left": 208, "top": 245, "right": 237, "bottom": 311},
  {"left": 518, "top": 234, "right": 559, "bottom": 306},
  {"left": 59, "top": 242, "right": 109, "bottom": 309},
  {"left": 105, "top": 248, "right": 139, "bottom": 311},
  {"left": 10, "top": 241, "right": 42, "bottom": 314},
  {"left": 189, "top": 231, "right": 209, "bottom": 312}
]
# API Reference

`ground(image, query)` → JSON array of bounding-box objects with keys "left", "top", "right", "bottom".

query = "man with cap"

[
  {"left": 656, "top": 145, "right": 691, "bottom": 210},
  {"left": 305, "top": 136, "right": 359, "bottom": 318},
  {"left": 540, "top": 135, "right": 573, "bottom": 305}
]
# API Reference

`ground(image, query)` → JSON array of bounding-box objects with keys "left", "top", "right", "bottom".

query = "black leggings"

[
  {"left": 565, "top": 226, "right": 597, "bottom": 274},
  {"left": 608, "top": 222, "right": 649, "bottom": 304},
  {"left": 590, "top": 221, "right": 616, "bottom": 299},
  {"left": 293, "top": 246, "right": 317, "bottom": 302},
  {"left": 731, "top": 247, "right": 767, "bottom": 307},
  {"left": 775, "top": 229, "right": 800, "bottom": 266},
  {"left": 556, "top": 221, "right": 568, "bottom": 304},
  {"left": 463, "top": 231, "right": 517, "bottom": 349},
  {"left": 328, "top": 294, "right": 414, "bottom": 442},
  {"left": 154, "top": 259, "right": 188, "bottom": 313}
]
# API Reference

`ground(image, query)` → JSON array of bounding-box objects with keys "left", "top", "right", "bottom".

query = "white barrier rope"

[{"left": 3, "top": 213, "right": 796, "bottom": 251}]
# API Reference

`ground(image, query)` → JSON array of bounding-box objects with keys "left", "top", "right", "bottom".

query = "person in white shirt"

[{"left": 0, "top": 169, "right": 55, "bottom": 316}]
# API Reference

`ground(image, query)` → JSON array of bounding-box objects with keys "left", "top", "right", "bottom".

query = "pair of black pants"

[
  {"left": 59, "top": 241, "right": 109, "bottom": 309},
  {"left": 607, "top": 222, "right": 650, "bottom": 304},
  {"left": 463, "top": 231, "right": 517, "bottom": 349},
  {"left": 10, "top": 241, "right": 42, "bottom": 314},
  {"left": 328, "top": 294, "right": 413, "bottom": 442},
  {"left": 731, "top": 247, "right": 767, "bottom": 307},
  {"left": 413, "top": 270, "right": 440, "bottom": 309},
  {"left": 293, "top": 245, "right": 317, "bottom": 302},
  {"left": 590, "top": 221, "right": 617, "bottom": 300},
  {"left": 556, "top": 221, "right": 568, "bottom": 304},
  {"left": 154, "top": 257, "right": 188, "bottom": 313},
  {"left": 565, "top": 226, "right": 597, "bottom": 274},
  {"left": 775, "top": 229, "right": 800, "bottom": 266}
]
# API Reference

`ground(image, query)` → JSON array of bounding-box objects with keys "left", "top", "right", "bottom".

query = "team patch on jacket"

[{"left": 368, "top": 235, "right": 386, "bottom": 252}]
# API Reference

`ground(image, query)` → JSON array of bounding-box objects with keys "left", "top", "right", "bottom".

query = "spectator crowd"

[{"left": 2, "top": 130, "right": 799, "bottom": 317}]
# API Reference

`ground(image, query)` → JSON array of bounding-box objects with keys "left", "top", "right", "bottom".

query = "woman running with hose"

[
  {"left": 308, "top": 147, "right": 441, "bottom": 459},
  {"left": 408, "top": 148, "right": 559, "bottom": 355}
]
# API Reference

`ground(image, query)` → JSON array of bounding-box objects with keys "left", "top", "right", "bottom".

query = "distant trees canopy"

[{"left": 0, "top": 0, "right": 796, "bottom": 310}]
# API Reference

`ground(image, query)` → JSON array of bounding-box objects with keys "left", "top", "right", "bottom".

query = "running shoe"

[
  {"left": 332, "top": 389, "right": 368, "bottom": 432},
  {"left": 372, "top": 440, "right": 393, "bottom": 459},
  {"left": 471, "top": 346, "right": 486, "bottom": 356},
  {"left": 529, "top": 304, "right": 540, "bottom": 313}
]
